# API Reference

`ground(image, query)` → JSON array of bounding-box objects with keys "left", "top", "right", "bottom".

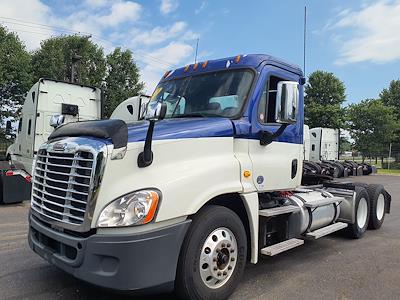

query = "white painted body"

[
  {"left": 8, "top": 79, "right": 102, "bottom": 173},
  {"left": 309, "top": 127, "right": 339, "bottom": 161},
  {"left": 110, "top": 96, "right": 150, "bottom": 123},
  {"left": 303, "top": 125, "right": 310, "bottom": 161}
]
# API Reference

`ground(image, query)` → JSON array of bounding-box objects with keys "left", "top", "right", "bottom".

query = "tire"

[
  {"left": 175, "top": 205, "right": 247, "bottom": 300},
  {"left": 347, "top": 186, "right": 370, "bottom": 239},
  {"left": 306, "top": 161, "right": 322, "bottom": 174},
  {"left": 365, "top": 184, "right": 386, "bottom": 229},
  {"left": 332, "top": 162, "right": 344, "bottom": 177}
]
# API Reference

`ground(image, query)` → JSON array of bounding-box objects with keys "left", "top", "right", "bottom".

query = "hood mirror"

[
  {"left": 50, "top": 115, "right": 65, "bottom": 128},
  {"left": 145, "top": 102, "right": 167, "bottom": 121}
]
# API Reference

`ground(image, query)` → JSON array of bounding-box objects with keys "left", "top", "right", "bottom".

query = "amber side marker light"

[{"left": 243, "top": 170, "right": 251, "bottom": 178}]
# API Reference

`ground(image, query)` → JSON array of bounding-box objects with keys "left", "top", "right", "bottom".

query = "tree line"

[
  {"left": 1, "top": 25, "right": 399, "bottom": 162},
  {"left": 305, "top": 71, "right": 400, "bottom": 163},
  {"left": 0, "top": 25, "right": 144, "bottom": 139}
]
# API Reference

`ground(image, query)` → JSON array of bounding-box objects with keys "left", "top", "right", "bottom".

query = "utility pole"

[{"left": 70, "top": 52, "right": 82, "bottom": 83}]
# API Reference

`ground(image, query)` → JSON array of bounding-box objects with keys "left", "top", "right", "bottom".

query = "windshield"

[{"left": 146, "top": 69, "right": 254, "bottom": 118}]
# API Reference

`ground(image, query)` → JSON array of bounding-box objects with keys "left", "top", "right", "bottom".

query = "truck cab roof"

[{"left": 161, "top": 54, "right": 303, "bottom": 82}]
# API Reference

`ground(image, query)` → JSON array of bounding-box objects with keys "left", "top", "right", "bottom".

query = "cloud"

[
  {"left": 0, "top": 0, "right": 52, "bottom": 50},
  {"left": 160, "top": 0, "right": 178, "bottom": 15},
  {"left": 0, "top": 0, "right": 198, "bottom": 94},
  {"left": 333, "top": 0, "right": 400, "bottom": 65},
  {"left": 84, "top": 0, "right": 110, "bottom": 8},
  {"left": 195, "top": 1, "right": 207, "bottom": 14},
  {"left": 99, "top": 1, "right": 141, "bottom": 27},
  {"left": 140, "top": 42, "right": 194, "bottom": 92},
  {"left": 132, "top": 21, "right": 187, "bottom": 46}
]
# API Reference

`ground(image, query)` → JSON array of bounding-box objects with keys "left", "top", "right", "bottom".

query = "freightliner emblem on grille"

[{"left": 52, "top": 142, "right": 67, "bottom": 151}]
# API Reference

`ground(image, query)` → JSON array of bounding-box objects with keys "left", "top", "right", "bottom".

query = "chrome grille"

[{"left": 31, "top": 148, "right": 95, "bottom": 226}]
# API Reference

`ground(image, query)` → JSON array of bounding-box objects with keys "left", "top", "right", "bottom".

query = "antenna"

[
  {"left": 194, "top": 38, "right": 199, "bottom": 63},
  {"left": 303, "top": 6, "right": 307, "bottom": 76}
]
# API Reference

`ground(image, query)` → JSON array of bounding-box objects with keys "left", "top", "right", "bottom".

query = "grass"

[{"left": 377, "top": 168, "right": 400, "bottom": 175}]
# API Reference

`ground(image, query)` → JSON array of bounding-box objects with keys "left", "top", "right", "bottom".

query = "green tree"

[
  {"left": 304, "top": 71, "right": 346, "bottom": 128},
  {"left": 104, "top": 47, "right": 144, "bottom": 117},
  {"left": 380, "top": 80, "right": 400, "bottom": 118},
  {"left": 346, "top": 99, "right": 398, "bottom": 162},
  {"left": 31, "top": 35, "right": 106, "bottom": 86},
  {"left": 0, "top": 25, "right": 33, "bottom": 137},
  {"left": 380, "top": 80, "right": 400, "bottom": 161}
]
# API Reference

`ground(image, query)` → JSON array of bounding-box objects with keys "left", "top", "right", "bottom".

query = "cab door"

[{"left": 247, "top": 66, "right": 304, "bottom": 191}]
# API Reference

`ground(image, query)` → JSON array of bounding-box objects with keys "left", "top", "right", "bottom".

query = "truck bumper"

[{"left": 28, "top": 214, "right": 191, "bottom": 293}]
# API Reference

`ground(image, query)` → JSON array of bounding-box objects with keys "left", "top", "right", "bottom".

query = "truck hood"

[{"left": 126, "top": 118, "right": 235, "bottom": 143}]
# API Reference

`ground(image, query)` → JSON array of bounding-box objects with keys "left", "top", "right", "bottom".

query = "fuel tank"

[{"left": 288, "top": 190, "right": 341, "bottom": 236}]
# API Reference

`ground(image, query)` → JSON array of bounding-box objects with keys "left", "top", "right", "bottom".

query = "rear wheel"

[
  {"left": 175, "top": 205, "right": 247, "bottom": 300},
  {"left": 347, "top": 186, "right": 370, "bottom": 239},
  {"left": 365, "top": 184, "right": 386, "bottom": 229}
]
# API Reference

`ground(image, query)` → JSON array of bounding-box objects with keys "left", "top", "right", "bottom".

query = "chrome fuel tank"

[{"left": 288, "top": 191, "right": 340, "bottom": 235}]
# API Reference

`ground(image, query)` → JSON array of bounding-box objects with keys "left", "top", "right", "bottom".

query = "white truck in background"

[
  {"left": 2, "top": 79, "right": 149, "bottom": 204},
  {"left": 1, "top": 79, "right": 102, "bottom": 204},
  {"left": 309, "top": 127, "right": 339, "bottom": 161}
]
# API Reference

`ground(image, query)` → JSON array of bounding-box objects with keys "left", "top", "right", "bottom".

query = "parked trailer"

[
  {"left": 1, "top": 79, "right": 148, "bottom": 204},
  {"left": 28, "top": 54, "right": 391, "bottom": 300}
]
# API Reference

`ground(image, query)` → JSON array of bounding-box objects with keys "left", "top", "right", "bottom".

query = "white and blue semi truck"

[{"left": 28, "top": 54, "right": 391, "bottom": 299}]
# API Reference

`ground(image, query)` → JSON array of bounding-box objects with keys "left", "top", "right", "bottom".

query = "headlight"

[{"left": 97, "top": 190, "right": 160, "bottom": 227}]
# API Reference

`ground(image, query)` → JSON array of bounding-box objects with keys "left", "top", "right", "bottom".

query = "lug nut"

[
  {"left": 223, "top": 271, "right": 227, "bottom": 276},
  {"left": 217, "top": 272, "right": 222, "bottom": 276},
  {"left": 227, "top": 243, "right": 231, "bottom": 247},
  {"left": 231, "top": 257, "right": 235, "bottom": 261},
  {"left": 213, "top": 257, "right": 217, "bottom": 262},
  {"left": 228, "top": 266, "right": 232, "bottom": 270},
  {"left": 214, "top": 267, "right": 218, "bottom": 271},
  {"left": 221, "top": 243, "right": 226, "bottom": 248},
  {"left": 230, "top": 249, "right": 234, "bottom": 253}
]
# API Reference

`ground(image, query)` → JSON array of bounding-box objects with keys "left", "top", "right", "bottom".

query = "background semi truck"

[
  {"left": 0, "top": 78, "right": 149, "bottom": 204},
  {"left": 27, "top": 54, "right": 391, "bottom": 300}
]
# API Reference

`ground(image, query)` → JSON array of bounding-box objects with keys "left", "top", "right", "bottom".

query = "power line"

[{"left": 0, "top": 15, "right": 178, "bottom": 69}]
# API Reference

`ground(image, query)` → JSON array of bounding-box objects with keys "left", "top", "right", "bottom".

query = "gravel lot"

[{"left": 1, "top": 175, "right": 399, "bottom": 300}]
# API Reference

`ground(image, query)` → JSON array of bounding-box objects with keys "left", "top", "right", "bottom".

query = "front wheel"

[{"left": 175, "top": 205, "right": 247, "bottom": 300}]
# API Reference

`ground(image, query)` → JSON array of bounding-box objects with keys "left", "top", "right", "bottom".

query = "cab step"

[
  {"left": 259, "top": 205, "right": 300, "bottom": 217},
  {"left": 304, "top": 196, "right": 344, "bottom": 208},
  {"left": 260, "top": 238, "right": 304, "bottom": 256},
  {"left": 305, "top": 222, "right": 348, "bottom": 240}
]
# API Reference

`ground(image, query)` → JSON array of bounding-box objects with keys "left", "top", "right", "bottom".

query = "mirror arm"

[
  {"left": 137, "top": 120, "right": 155, "bottom": 168},
  {"left": 259, "top": 124, "right": 288, "bottom": 146}
]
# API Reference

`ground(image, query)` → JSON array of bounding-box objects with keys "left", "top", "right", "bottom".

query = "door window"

[{"left": 258, "top": 76, "right": 286, "bottom": 124}]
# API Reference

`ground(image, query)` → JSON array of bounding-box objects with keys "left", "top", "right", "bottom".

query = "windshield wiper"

[{"left": 171, "top": 113, "right": 207, "bottom": 118}]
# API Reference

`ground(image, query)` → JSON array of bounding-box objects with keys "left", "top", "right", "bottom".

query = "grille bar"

[{"left": 32, "top": 147, "right": 95, "bottom": 226}]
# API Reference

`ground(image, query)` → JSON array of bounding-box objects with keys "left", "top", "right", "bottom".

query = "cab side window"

[
  {"left": 18, "top": 118, "right": 23, "bottom": 132},
  {"left": 258, "top": 76, "right": 286, "bottom": 123}
]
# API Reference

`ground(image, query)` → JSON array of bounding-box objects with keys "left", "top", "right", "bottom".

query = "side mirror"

[
  {"left": 275, "top": 81, "right": 299, "bottom": 124},
  {"left": 50, "top": 115, "right": 65, "bottom": 128},
  {"left": 145, "top": 102, "right": 167, "bottom": 121},
  {"left": 5, "top": 120, "right": 12, "bottom": 135}
]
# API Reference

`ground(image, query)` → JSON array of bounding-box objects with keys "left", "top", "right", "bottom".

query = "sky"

[{"left": 0, "top": 0, "right": 399, "bottom": 103}]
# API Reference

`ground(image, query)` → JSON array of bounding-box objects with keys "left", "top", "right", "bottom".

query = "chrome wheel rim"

[
  {"left": 357, "top": 198, "right": 368, "bottom": 229},
  {"left": 376, "top": 194, "right": 385, "bottom": 221},
  {"left": 199, "top": 227, "right": 238, "bottom": 289}
]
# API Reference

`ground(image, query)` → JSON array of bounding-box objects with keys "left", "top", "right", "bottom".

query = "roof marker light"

[
  {"left": 193, "top": 62, "right": 199, "bottom": 70},
  {"left": 184, "top": 65, "right": 190, "bottom": 72},
  {"left": 234, "top": 55, "right": 241, "bottom": 63},
  {"left": 202, "top": 61, "right": 208, "bottom": 68},
  {"left": 163, "top": 70, "right": 171, "bottom": 78}
]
